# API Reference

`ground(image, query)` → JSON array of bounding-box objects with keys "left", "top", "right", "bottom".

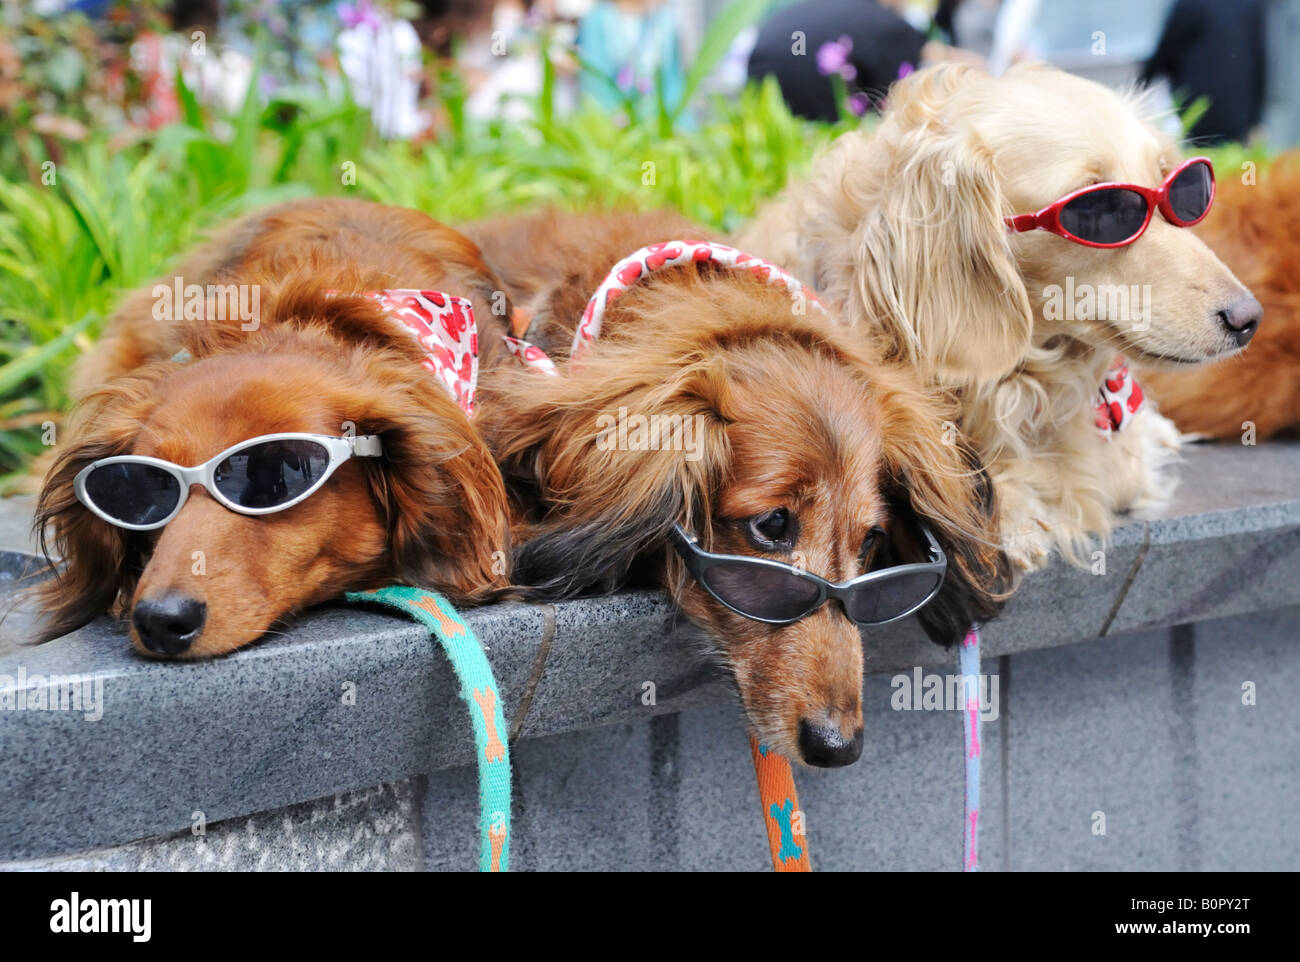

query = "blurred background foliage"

[{"left": 0, "top": 0, "right": 1274, "bottom": 487}]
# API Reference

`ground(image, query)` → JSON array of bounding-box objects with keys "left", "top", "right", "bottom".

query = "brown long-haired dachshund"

[
  {"left": 1140, "top": 156, "right": 1300, "bottom": 440},
  {"left": 35, "top": 198, "right": 511, "bottom": 658},
  {"left": 469, "top": 211, "right": 1008, "bottom": 767}
]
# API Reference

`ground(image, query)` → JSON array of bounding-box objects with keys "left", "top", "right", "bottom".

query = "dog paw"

[
  {"left": 1127, "top": 409, "right": 1183, "bottom": 512},
  {"left": 1002, "top": 521, "right": 1055, "bottom": 573}
]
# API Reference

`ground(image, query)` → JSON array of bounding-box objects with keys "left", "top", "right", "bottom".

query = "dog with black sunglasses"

[
  {"left": 34, "top": 198, "right": 511, "bottom": 658},
  {"left": 470, "top": 209, "right": 1008, "bottom": 767},
  {"left": 741, "top": 63, "right": 1261, "bottom": 573}
]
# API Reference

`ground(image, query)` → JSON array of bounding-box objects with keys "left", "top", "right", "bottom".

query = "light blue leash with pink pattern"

[{"left": 960, "top": 628, "right": 983, "bottom": 871}]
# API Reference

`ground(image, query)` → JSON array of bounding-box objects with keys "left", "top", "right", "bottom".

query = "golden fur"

[
  {"left": 472, "top": 210, "right": 1008, "bottom": 765},
  {"left": 740, "top": 63, "right": 1259, "bottom": 571}
]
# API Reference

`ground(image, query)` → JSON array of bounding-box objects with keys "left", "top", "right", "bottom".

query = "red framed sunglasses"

[{"left": 1004, "top": 156, "right": 1215, "bottom": 248}]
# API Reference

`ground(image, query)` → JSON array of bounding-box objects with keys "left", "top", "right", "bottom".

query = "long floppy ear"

[
  {"left": 478, "top": 348, "right": 731, "bottom": 599},
  {"left": 353, "top": 369, "right": 512, "bottom": 604},
  {"left": 850, "top": 64, "right": 1033, "bottom": 383},
  {"left": 870, "top": 363, "right": 1010, "bottom": 644},
  {"left": 30, "top": 382, "right": 155, "bottom": 641}
]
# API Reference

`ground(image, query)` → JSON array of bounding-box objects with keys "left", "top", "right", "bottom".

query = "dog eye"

[
  {"left": 860, "top": 527, "right": 889, "bottom": 568},
  {"left": 748, "top": 508, "right": 792, "bottom": 547}
]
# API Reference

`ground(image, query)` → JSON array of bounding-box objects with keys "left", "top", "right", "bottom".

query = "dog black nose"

[
  {"left": 797, "top": 719, "right": 864, "bottom": 767},
  {"left": 133, "top": 594, "right": 206, "bottom": 655},
  {"left": 1217, "top": 295, "right": 1262, "bottom": 347}
]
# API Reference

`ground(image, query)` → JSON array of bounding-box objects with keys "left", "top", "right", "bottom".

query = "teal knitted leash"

[{"left": 345, "top": 585, "right": 512, "bottom": 872}]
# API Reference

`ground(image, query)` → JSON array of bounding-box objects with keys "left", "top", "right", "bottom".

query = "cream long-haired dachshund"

[{"left": 740, "top": 63, "right": 1261, "bottom": 572}]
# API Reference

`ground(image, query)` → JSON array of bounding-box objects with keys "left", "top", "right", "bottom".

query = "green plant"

[{"left": 0, "top": 56, "right": 845, "bottom": 485}]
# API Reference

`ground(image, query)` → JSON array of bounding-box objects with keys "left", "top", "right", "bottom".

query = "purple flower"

[
  {"left": 816, "top": 36, "right": 855, "bottom": 80},
  {"left": 848, "top": 92, "right": 870, "bottom": 117},
  {"left": 615, "top": 64, "right": 635, "bottom": 92},
  {"left": 339, "top": 0, "right": 382, "bottom": 30},
  {"left": 897, "top": 61, "right": 915, "bottom": 80}
]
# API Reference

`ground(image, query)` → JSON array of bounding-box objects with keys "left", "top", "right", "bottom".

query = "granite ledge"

[{"left": 0, "top": 441, "right": 1297, "bottom": 861}]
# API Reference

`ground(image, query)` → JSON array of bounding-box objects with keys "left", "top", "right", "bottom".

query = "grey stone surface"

[
  {"left": 1187, "top": 607, "right": 1300, "bottom": 871},
  {"left": 423, "top": 656, "right": 1004, "bottom": 872},
  {"left": 1003, "top": 626, "right": 1183, "bottom": 870},
  {"left": 4, "top": 780, "right": 420, "bottom": 871},
  {"left": 0, "top": 599, "right": 550, "bottom": 861},
  {"left": 418, "top": 612, "right": 1299, "bottom": 871},
  {"left": 514, "top": 599, "right": 733, "bottom": 740},
  {"left": 0, "top": 495, "right": 35, "bottom": 556},
  {"left": 1, "top": 442, "right": 1298, "bottom": 868}
]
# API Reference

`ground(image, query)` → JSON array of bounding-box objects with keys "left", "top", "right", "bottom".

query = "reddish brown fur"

[
  {"left": 35, "top": 199, "right": 511, "bottom": 657},
  {"left": 473, "top": 211, "right": 1008, "bottom": 765},
  {"left": 1141, "top": 156, "right": 1300, "bottom": 440}
]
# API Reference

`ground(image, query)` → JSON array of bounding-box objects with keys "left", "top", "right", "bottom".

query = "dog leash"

[
  {"left": 960, "top": 627, "right": 983, "bottom": 872},
  {"left": 345, "top": 586, "right": 512, "bottom": 872},
  {"left": 749, "top": 734, "right": 812, "bottom": 871},
  {"left": 747, "top": 628, "right": 983, "bottom": 873}
]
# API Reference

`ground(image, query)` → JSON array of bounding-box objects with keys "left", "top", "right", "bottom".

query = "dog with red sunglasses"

[
  {"left": 741, "top": 63, "right": 1261, "bottom": 573},
  {"left": 470, "top": 210, "right": 1008, "bottom": 766},
  {"left": 34, "top": 198, "right": 512, "bottom": 657}
]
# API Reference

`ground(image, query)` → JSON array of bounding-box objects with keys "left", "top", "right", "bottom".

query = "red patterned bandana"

[
  {"left": 506, "top": 240, "right": 826, "bottom": 373},
  {"left": 1095, "top": 357, "right": 1145, "bottom": 438},
  {"left": 363, "top": 289, "right": 479, "bottom": 415}
]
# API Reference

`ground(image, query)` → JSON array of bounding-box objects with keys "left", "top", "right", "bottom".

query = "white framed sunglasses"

[{"left": 73, "top": 432, "right": 383, "bottom": 531}]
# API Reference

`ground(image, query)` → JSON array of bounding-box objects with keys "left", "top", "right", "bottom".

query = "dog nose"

[
  {"left": 1217, "top": 295, "right": 1262, "bottom": 347},
  {"left": 133, "top": 594, "right": 207, "bottom": 655},
  {"left": 797, "top": 719, "right": 864, "bottom": 767}
]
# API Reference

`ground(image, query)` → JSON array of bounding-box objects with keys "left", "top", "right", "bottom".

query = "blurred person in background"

[
  {"left": 747, "top": 0, "right": 993, "bottom": 122},
  {"left": 576, "top": 0, "right": 684, "bottom": 117},
  {"left": 931, "top": 0, "right": 1038, "bottom": 75},
  {"left": 337, "top": 0, "right": 430, "bottom": 138},
  {"left": 1139, "top": 0, "right": 1266, "bottom": 145},
  {"left": 461, "top": 0, "right": 583, "bottom": 121}
]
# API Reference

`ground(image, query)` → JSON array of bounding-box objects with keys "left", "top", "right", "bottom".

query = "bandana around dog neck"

[
  {"left": 504, "top": 240, "right": 827, "bottom": 372},
  {"left": 363, "top": 289, "right": 479, "bottom": 415},
  {"left": 1096, "top": 358, "right": 1145, "bottom": 437}
]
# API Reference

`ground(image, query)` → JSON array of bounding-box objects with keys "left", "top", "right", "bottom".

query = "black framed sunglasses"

[
  {"left": 73, "top": 433, "right": 383, "bottom": 531},
  {"left": 669, "top": 522, "right": 947, "bottom": 626}
]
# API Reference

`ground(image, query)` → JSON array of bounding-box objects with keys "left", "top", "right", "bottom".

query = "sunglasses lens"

[
  {"left": 701, "top": 563, "right": 823, "bottom": 621},
  {"left": 846, "top": 570, "right": 943, "bottom": 624},
  {"left": 1059, "top": 188, "right": 1148, "bottom": 244},
  {"left": 1168, "top": 161, "right": 1213, "bottom": 223},
  {"left": 83, "top": 462, "right": 181, "bottom": 527},
  {"left": 213, "top": 439, "right": 331, "bottom": 510}
]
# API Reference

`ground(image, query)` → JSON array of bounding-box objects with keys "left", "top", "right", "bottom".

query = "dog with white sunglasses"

[{"left": 35, "top": 198, "right": 511, "bottom": 657}]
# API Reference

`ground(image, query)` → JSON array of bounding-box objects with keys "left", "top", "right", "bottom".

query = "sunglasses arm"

[
  {"left": 348, "top": 435, "right": 384, "bottom": 457},
  {"left": 1004, "top": 212, "right": 1042, "bottom": 234}
]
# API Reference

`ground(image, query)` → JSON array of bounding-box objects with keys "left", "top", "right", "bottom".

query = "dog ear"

[
  {"left": 356, "top": 375, "right": 512, "bottom": 604},
  {"left": 31, "top": 396, "right": 149, "bottom": 641},
  {"left": 479, "top": 349, "right": 731, "bottom": 599},
  {"left": 870, "top": 363, "right": 1010, "bottom": 644},
  {"left": 849, "top": 64, "right": 1033, "bottom": 384},
  {"left": 884, "top": 468, "right": 1007, "bottom": 647}
]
